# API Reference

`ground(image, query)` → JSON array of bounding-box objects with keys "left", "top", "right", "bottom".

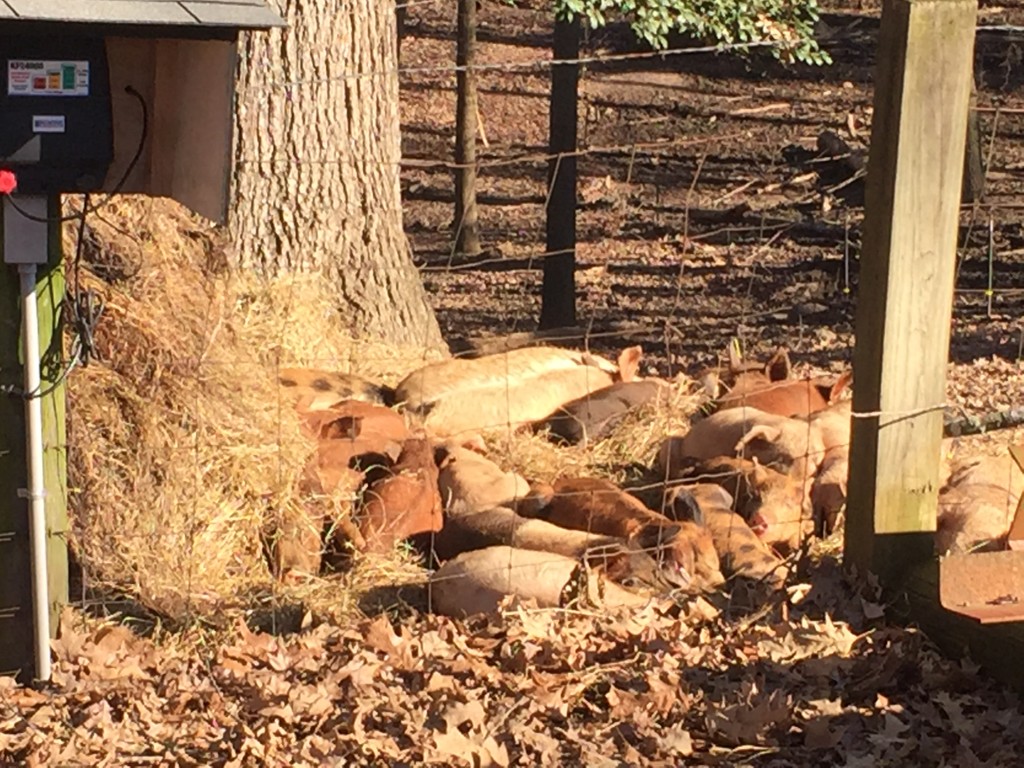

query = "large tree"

[{"left": 230, "top": 0, "right": 445, "bottom": 351}]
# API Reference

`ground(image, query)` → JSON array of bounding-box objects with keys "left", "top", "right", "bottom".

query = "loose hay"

[
  {"left": 65, "top": 197, "right": 443, "bottom": 622},
  {"left": 64, "top": 197, "right": 709, "bottom": 625},
  {"left": 487, "top": 380, "right": 704, "bottom": 486}
]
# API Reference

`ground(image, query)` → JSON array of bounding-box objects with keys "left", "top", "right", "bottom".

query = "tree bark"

[
  {"left": 540, "top": 15, "right": 580, "bottom": 331},
  {"left": 962, "top": 74, "right": 985, "bottom": 204},
  {"left": 396, "top": 0, "right": 407, "bottom": 62},
  {"left": 454, "top": 0, "right": 482, "bottom": 257},
  {"left": 230, "top": 0, "right": 445, "bottom": 351}
]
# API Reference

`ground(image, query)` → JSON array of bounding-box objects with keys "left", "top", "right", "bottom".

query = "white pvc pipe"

[{"left": 19, "top": 263, "right": 50, "bottom": 683}]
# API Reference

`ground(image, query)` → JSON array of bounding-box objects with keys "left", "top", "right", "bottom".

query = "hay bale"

[{"left": 64, "top": 197, "right": 442, "bottom": 622}]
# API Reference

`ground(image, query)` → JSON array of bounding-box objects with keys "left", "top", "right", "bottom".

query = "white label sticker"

[
  {"left": 32, "top": 115, "right": 66, "bottom": 133},
  {"left": 7, "top": 60, "right": 89, "bottom": 97}
]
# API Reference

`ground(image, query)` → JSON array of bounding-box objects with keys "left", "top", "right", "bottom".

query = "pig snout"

[
  {"left": 746, "top": 505, "right": 808, "bottom": 555},
  {"left": 661, "top": 559, "right": 693, "bottom": 590},
  {"left": 748, "top": 511, "right": 769, "bottom": 538}
]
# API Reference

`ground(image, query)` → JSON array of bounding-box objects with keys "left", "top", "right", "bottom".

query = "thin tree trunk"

[
  {"left": 230, "top": 0, "right": 445, "bottom": 351},
  {"left": 962, "top": 74, "right": 985, "bottom": 204},
  {"left": 540, "top": 14, "right": 580, "bottom": 331},
  {"left": 396, "top": 0, "right": 407, "bottom": 62},
  {"left": 454, "top": 0, "right": 482, "bottom": 257}
]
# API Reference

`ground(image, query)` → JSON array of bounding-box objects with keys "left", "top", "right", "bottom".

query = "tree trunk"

[
  {"left": 396, "top": 0, "right": 407, "bottom": 62},
  {"left": 962, "top": 75, "right": 985, "bottom": 204},
  {"left": 454, "top": 0, "right": 482, "bottom": 257},
  {"left": 539, "top": 15, "right": 580, "bottom": 331},
  {"left": 230, "top": 0, "right": 445, "bottom": 351}
]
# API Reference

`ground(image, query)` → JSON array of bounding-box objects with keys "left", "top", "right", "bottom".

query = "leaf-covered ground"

[{"left": 5, "top": 565, "right": 1024, "bottom": 766}]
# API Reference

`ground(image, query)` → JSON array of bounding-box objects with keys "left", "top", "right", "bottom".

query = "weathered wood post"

[
  {"left": 845, "top": 0, "right": 978, "bottom": 583},
  {"left": 0, "top": 196, "right": 66, "bottom": 682}
]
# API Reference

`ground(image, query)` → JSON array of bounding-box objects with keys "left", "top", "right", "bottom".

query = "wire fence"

[{"left": 39, "top": 0, "right": 1024, "bottom": 632}]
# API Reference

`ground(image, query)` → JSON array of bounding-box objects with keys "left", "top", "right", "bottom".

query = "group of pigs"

[{"left": 274, "top": 343, "right": 1022, "bottom": 617}]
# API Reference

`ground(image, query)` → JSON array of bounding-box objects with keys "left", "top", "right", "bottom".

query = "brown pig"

[
  {"left": 273, "top": 402, "right": 402, "bottom": 579},
  {"left": 429, "top": 441, "right": 656, "bottom": 567},
  {"left": 534, "top": 476, "right": 723, "bottom": 592},
  {"left": 665, "top": 484, "right": 789, "bottom": 589},
  {"left": 682, "top": 456, "right": 812, "bottom": 555},
  {"left": 357, "top": 437, "right": 445, "bottom": 553},
  {"left": 701, "top": 345, "right": 848, "bottom": 419},
  {"left": 936, "top": 453, "right": 1024, "bottom": 555}
]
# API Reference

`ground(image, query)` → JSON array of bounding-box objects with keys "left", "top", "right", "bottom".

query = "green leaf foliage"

[{"left": 554, "top": 0, "right": 832, "bottom": 66}]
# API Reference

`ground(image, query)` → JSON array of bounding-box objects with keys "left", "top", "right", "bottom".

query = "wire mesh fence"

[{"left": 49, "top": 0, "right": 1024, "bottom": 632}]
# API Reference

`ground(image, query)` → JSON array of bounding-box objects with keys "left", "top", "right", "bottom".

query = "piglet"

[
  {"left": 682, "top": 456, "right": 812, "bottom": 555},
  {"left": 427, "top": 545, "right": 657, "bottom": 618},
  {"left": 937, "top": 453, "right": 1024, "bottom": 555},
  {"left": 665, "top": 484, "right": 788, "bottom": 589},
  {"left": 538, "top": 380, "right": 670, "bottom": 447},
  {"left": 279, "top": 367, "right": 395, "bottom": 408},
  {"left": 534, "top": 476, "right": 723, "bottom": 591},
  {"left": 358, "top": 437, "right": 444, "bottom": 553},
  {"left": 657, "top": 406, "right": 825, "bottom": 485}
]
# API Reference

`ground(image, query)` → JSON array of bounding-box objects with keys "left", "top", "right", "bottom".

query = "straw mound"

[
  {"left": 63, "top": 196, "right": 703, "bottom": 625},
  {"left": 64, "top": 197, "right": 443, "bottom": 622}
]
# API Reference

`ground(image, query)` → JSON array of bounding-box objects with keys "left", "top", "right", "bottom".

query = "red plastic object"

[{"left": 0, "top": 170, "right": 16, "bottom": 195}]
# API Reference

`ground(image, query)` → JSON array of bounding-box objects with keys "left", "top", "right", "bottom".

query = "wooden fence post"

[
  {"left": 540, "top": 14, "right": 581, "bottom": 331},
  {"left": 0, "top": 195, "right": 69, "bottom": 681},
  {"left": 844, "top": 0, "right": 978, "bottom": 583}
]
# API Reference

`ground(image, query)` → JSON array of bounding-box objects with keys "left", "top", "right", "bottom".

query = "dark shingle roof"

[{"left": 0, "top": 0, "right": 284, "bottom": 29}]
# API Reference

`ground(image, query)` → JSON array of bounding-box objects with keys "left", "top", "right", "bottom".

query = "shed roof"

[{"left": 0, "top": 0, "right": 284, "bottom": 29}]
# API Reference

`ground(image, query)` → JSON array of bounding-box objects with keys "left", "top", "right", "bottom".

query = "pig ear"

[
  {"left": 829, "top": 370, "right": 853, "bottom": 401},
  {"left": 765, "top": 347, "right": 792, "bottom": 382},
  {"left": 583, "top": 541, "right": 627, "bottom": 572},
  {"left": 322, "top": 414, "right": 362, "bottom": 441},
  {"left": 616, "top": 346, "right": 643, "bottom": 382},
  {"left": 749, "top": 456, "right": 771, "bottom": 485},
  {"left": 667, "top": 488, "right": 703, "bottom": 524},
  {"left": 459, "top": 433, "right": 488, "bottom": 454},
  {"left": 516, "top": 482, "right": 555, "bottom": 518},
  {"left": 698, "top": 369, "right": 721, "bottom": 399},
  {"left": 433, "top": 445, "right": 455, "bottom": 469},
  {"left": 633, "top": 523, "right": 682, "bottom": 553}
]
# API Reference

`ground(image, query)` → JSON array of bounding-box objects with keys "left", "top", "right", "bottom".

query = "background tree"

[
  {"left": 230, "top": 0, "right": 445, "bottom": 351},
  {"left": 540, "top": 15, "right": 582, "bottom": 330},
  {"left": 454, "top": 0, "right": 483, "bottom": 257},
  {"left": 962, "top": 76, "right": 985, "bottom": 204}
]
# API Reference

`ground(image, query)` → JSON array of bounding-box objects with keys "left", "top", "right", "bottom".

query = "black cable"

[
  {"left": 2, "top": 197, "right": 106, "bottom": 400},
  {"left": 15, "top": 213, "right": 111, "bottom": 401},
  {"left": 64, "top": 190, "right": 105, "bottom": 371},
  {"left": 3, "top": 84, "right": 149, "bottom": 224}
]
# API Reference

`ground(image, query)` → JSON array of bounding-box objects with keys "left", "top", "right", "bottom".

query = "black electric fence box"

[{"left": 0, "top": 35, "right": 114, "bottom": 195}]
